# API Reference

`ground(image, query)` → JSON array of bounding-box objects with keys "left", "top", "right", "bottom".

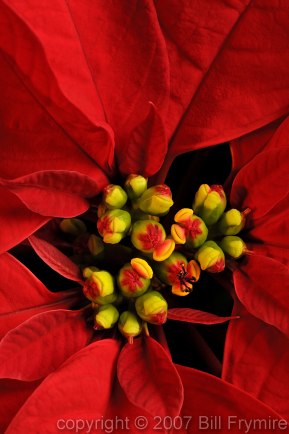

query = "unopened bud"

[
  {"left": 117, "top": 263, "right": 151, "bottom": 298},
  {"left": 60, "top": 218, "right": 87, "bottom": 236},
  {"left": 125, "top": 174, "right": 148, "bottom": 200},
  {"left": 195, "top": 241, "right": 225, "bottom": 273},
  {"left": 97, "top": 209, "right": 131, "bottom": 244},
  {"left": 219, "top": 236, "right": 247, "bottom": 259},
  {"left": 87, "top": 234, "right": 104, "bottom": 256},
  {"left": 193, "top": 184, "right": 227, "bottom": 226},
  {"left": 218, "top": 209, "right": 246, "bottom": 235},
  {"left": 135, "top": 291, "right": 168, "bottom": 325},
  {"left": 82, "top": 266, "right": 99, "bottom": 279},
  {"left": 138, "top": 185, "right": 173, "bottom": 216},
  {"left": 118, "top": 311, "right": 142, "bottom": 343},
  {"left": 94, "top": 304, "right": 119, "bottom": 330},
  {"left": 83, "top": 270, "right": 115, "bottom": 302},
  {"left": 103, "top": 184, "right": 127, "bottom": 209}
]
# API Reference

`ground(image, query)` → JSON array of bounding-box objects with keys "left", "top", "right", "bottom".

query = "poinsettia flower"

[{"left": 2, "top": 0, "right": 289, "bottom": 252}]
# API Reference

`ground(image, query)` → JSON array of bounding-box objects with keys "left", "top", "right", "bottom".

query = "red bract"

[
  {"left": 1, "top": 0, "right": 289, "bottom": 249},
  {"left": 0, "top": 244, "right": 240, "bottom": 432},
  {"left": 229, "top": 144, "right": 289, "bottom": 334},
  {"left": 223, "top": 302, "right": 289, "bottom": 422}
]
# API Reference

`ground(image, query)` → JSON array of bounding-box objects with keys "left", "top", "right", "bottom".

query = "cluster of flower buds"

[
  {"left": 59, "top": 176, "right": 250, "bottom": 341},
  {"left": 82, "top": 258, "right": 168, "bottom": 343}
]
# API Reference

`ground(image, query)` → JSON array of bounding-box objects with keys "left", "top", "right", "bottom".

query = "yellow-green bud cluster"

[{"left": 63, "top": 176, "right": 250, "bottom": 343}]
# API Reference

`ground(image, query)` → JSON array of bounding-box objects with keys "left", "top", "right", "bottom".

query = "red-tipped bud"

[
  {"left": 97, "top": 209, "right": 131, "bottom": 244},
  {"left": 83, "top": 270, "right": 115, "bottom": 302},
  {"left": 103, "top": 184, "right": 127, "bottom": 209},
  {"left": 195, "top": 241, "right": 225, "bottom": 273},
  {"left": 135, "top": 291, "right": 168, "bottom": 325},
  {"left": 193, "top": 184, "right": 227, "bottom": 226},
  {"left": 138, "top": 185, "right": 174, "bottom": 216}
]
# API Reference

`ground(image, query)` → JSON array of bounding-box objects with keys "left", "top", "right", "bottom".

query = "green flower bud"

[
  {"left": 97, "top": 209, "right": 131, "bottom": 244},
  {"left": 219, "top": 236, "right": 247, "bottom": 259},
  {"left": 195, "top": 241, "right": 225, "bottom": 273},
  {"left": 87, "top": 234, "right": 104, "bottom": 256},
  {"left": 94, "top": 304, "right": 119, "bottom": 330},
  {"left": 171, "top": 208, "right": 208, "bottom": 248},
  {"left": 193, "top": 184, "right": 227, "bottom": 226},
  {"left": 125, "top": 174, "right": 148, "bottom": 200},
  {"left": 83, "top": 270, "right": 115, "bottom": 302},
  {"left": 218, "top": 208, "right": 249, "bottom": 235},
  {"left": 118, "top": 311, "right": 142, "bottom": 343},
  {"left": 131, "top": 220, "right": 175, "bottom": 261},
  {"left": 138, "top": 185, "right": 174, "bottom": 216},
  {"left": 103, "top": 184, "right": 127, "bottom": 209},
  {"left": 135, "top": 291, "right": 168, "bottom": 325},
  {"left": 59, "top": 218, "right": 87, "bottom": 236},
  {"left": 117, "top": 263, "right": 151, "bottom": 298}
]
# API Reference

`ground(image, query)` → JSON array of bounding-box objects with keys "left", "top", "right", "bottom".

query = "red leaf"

[
  {"left": 0, "top": 309, "right": 92, "bottom": 381},
  {"left": 117, "top": 336, "right": 183, "bottom": 418},
  {"left": 29, "top": 235, "right": 83, "bottom": 283},
  {"left": 0, "top": 379, "right": 41, "bottom": 433},
  {"left": 0, "top": 0, "right": 115, "bottom": 174},
  {"left": 1, "top": 170, "right": 103, "bottom": 217},
  {"left": 178, "top": 364, "right": 287, "bottom": 433},
  {"left": 5, "top": 339, "right": 120, "bottom": 433},
  {"left": 223, "top": 304, "right": 289, "bottom": 421},
  {"left": 234, "top": 255, "right": 289, "bottom": 336},
  {"left": 0, "top": 253, "right": 81, "bottom": 338},
  {"left": 231, "top": 147, "right": 289, "bottom": 220},
  {"left": 0, "top": 54, "right": 110, "bottom": 182},
  {"left": 168, "top": 308, "right": 238, "bottom": 325},
  {"left": 229, "top": 118, "right": 283, "bottom": 173},
  {"left": 246, "top": 193, "right": 289, "bottom": 267},
  {"left": 61, "top": 1, "right": 169, "bottom": 148},
  {"left": 0, "top": 187, "right": 49, "bottom": 254},
  {"left": 118, "top": 103, "right": 168, "bottom": 178},
  {"left": 159, "top": 1, "right": 289, "bottom": 179}
]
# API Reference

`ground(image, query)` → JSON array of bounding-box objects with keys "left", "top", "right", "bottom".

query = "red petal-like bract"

[
  {"left": 159, "top": 0, "right": 289, "bottom": 178},
  {"left": 231, "top": 147, "right": 289, "bottom": 220},
  {"left": 233, "top": 255, "right": 289, "bottom": 337},
  {"left": 118, "top": 103, "right": 167, "bottom": 178},
  {"left": 0, "top": 310, "right": 92, "bottom": 381},
  {"left": 0, "top": 379, "right": 41, "bottom": 433},
  {"left": 1, "top": 170, "right": 104, "bottom": 217},
  {"left": 0, "top": 253, "right": 81, "bottom": 338},
  {"left": 178, "top": 364, "right": 287, "bottom": 433},
  {"left": 0, "top": 188, "right": 49, "bottom": 254},
  {"left": 117, "top": 337, "right": 183, "bottom": 418},
  {"left": 5, "top": 339, "right": 120, "bottom": 433},
  {"left": 0, "top": 0, "right": 115, "bottom": 175},
  {"left": 223, "top": 304, "right": 289, "bottom": 422},
  {"left": 29, "top": 235, "right": 83, "bottom": 283},
  {"left": 168, "top": 308, "right": 238, "bottom": 325}
]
